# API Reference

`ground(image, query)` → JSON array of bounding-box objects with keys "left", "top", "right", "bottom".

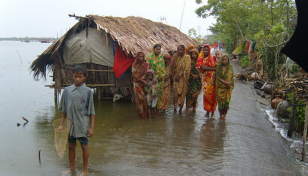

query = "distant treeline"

[{"left": 0, "top": 37, "right": 57, "bottom": 41}]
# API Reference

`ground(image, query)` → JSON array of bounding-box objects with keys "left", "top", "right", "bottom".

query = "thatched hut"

[{"left": 30, "top": 15, "right": 196, "bottom": 102}]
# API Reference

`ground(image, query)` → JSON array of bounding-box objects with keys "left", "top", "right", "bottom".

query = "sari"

[
  {"left": 132, "top": 52, "right": 149, "bottom": 118},
  {"left": 186, "top": 50, "right": 202, "bottom": 108},
  {"left": 173, "top": 53, "right": 191, "bottom": 109},
  {"left": 157, "top": 55, "right": 172, "bottom": 110},
  {"left": 216, "top": 55, "right": 234, "bottom": 114},
  {"left": 196, "top": 44, "right": 217, "bottom": 112},
  {"left": 185, "top": 43, "right": 195, "bottom": 55},
  {"left": 146, "top": 45, "right": 166, "bottom": 110}
]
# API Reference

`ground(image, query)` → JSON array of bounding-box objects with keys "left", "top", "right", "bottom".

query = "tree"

[
  {"left": 188, "top": 28, "right": 203, "bottom": 43},
  {"left": 195, "top": 0, "right": 297, "bottom": 81}
]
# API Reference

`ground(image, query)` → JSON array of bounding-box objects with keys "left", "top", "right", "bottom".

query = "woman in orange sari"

[
  {"left": 157, "top": 53, "right": 172, "bottom": 112},
  {"left": 196, "top": 44, "right": 217, "bottom": 118},
  {"left": 132, "top": 52, "right": 149, "bottom": 118},
  {"left": 185, "top": 43, "right": 195, "bottom": 55}
]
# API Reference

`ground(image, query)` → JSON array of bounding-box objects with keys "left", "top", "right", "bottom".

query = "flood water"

[{"left": 0, "top": 41, "right": 307, "bottom": 176}]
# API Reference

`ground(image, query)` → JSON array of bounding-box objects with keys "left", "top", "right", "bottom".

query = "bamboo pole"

[
  {"left": 62, "top": 84, "right": 115, "bottom": 87},
  {"left": 64, "top": 67, "right": 113, "bottom": 72},
  {"left": 302, "top": 101, "right": 308, "bottom": 161},
  {"left": 288, "top": 94, "right": 296, "bottom": 137},
  {"left": 97, "top": 87, "right": 101, "bottom": 100},
  {"left": 54, "top": 85, "right": 58, "bottom": 106}
]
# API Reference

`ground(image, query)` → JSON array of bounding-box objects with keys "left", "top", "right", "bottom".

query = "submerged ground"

[{"left": 0, "top": 41, "right": 307, "bottom": 176}]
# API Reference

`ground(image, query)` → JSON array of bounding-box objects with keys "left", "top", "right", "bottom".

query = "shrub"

[
  {"left": 240, "top": 55, "right": 251, "bottom": 68},
  {"left": 286, "top": 93, "right": 306, "bottom": 133}
]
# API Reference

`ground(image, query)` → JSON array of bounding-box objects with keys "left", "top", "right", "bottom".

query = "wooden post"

[
  {"left": 288, "top": 94, "right": 296, "bottom": 137},
  {"left": 54, "top": 87, "right": 58, "bottom": 106},
  {"left": 302, "top": 101, "right": 308, "bottom": 161},
  {"left": 97, "top": 87, "right": 101, "bottom": 100}
]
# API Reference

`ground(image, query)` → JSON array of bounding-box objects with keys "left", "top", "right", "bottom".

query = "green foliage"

[
  {"left": 270, "top": 24, "right": 286, "bottom": 35},
  {"left": 195, "top": 0, "right": 297, "bottom": 81},
  {"left": 289, "top": 63, "right": 302, "bottom": 74},
  {"left": 286, "top": 93, "right": 306, "bottom": 133},
  {"left": 240, "top": 55, "right": 251, "bottom": 68}
]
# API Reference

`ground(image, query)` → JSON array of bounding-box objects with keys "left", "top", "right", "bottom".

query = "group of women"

[{"left": 132, "top": 43, "right": 234, "bottom": 120}]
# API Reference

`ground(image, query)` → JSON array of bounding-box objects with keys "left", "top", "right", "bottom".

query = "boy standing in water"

[{"left": 58, "top": 65, "right": 95, "bottom": 175}]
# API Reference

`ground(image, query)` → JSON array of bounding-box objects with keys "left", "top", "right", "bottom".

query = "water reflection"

[
  {"left": 26, "top": 93, "right": 231, "bottom": 175},
  {"left": 199, "top": 118, "right": 226, "bottom": 172},
  {"left": 201, "top": 119, "right": 226, "bottom": 156}
]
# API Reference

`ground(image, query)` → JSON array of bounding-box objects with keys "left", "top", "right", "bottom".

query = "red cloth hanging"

[
  {"left": 246, "top": 41, "right": 250, "bottom": 53},
  {"left": 113, "top": 44, "right": 135, "bottom": 79}
]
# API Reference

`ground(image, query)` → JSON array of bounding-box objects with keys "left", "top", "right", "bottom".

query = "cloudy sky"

[{"left": 0, "top": 0, "right": 215, "bottom": 38}]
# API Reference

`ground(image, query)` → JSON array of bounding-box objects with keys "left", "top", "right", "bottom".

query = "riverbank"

[{"left": 231, "top": 57, "right": 308, "bottom": 168}]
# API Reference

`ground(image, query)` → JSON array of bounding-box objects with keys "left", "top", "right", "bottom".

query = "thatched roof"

[
  {"left": 30, "top": 15, "right": 195, "bottom": 80},
  {"left": 92, "top": 15, "right": 195, "bottom": 54}
]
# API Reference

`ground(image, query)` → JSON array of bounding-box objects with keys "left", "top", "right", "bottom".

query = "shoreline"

[{"left": 231, "top": 58, "right": 308, "bottom": 165}]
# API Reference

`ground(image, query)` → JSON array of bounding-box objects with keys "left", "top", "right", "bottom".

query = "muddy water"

[{"left": 0, "top": 41, "right": 305, "bottom": 176}]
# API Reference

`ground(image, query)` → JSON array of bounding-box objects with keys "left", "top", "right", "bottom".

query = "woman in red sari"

[
  {"left": 196, "top": 44, "right": 217, "bottom": 118},
  {"left": 132, "top": 52, "right": 149, "bottom": 118}
]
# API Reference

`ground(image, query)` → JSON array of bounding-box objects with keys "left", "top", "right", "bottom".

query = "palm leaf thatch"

[{"left": 30, "top": 15, "right": 195, "bottom": 80}]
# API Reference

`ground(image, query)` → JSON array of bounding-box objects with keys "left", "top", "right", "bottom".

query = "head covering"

[
  {"left": 146, "top": 44, "right": 166, "bottom": 78},
  {"left": 219, "top": 54, "right": 230, "bottom": 65},
  {"left": 132, "top": 51, "right": 147, "bottom": 77},
  {"left": 133, "top": 51, "right": 146, "bottom": 66},
  {"left": 198, "top": 44, "right": 212, "bottom": 59},
  {"left": 185, "top": 44, "right": 195, "bottom": 55},
  {"left": 216, "top": 54, "right": 234, "bottom": 88},
  {"left": 146, "top": 69, "right": 157, "bottom": 82},
  {"left": 152, "top": 43, "right": 162, "bottom": 55},
  {"left": 147, "top": 69, "right": 155, "bottom": 75},
  {"left": 190, "top": 49, "right": 199, "bottom": 60}
]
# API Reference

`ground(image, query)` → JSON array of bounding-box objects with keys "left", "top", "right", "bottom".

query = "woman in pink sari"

[
  {"left": 132, "top": 52, "right": 149, "bottom": 118},
  {"left": 196, "top": 44, "right": 217, "bottom": 118}
]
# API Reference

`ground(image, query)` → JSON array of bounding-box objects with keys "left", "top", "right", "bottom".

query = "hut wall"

[
  {"left": 55, "top": 63, "right": 133, "bottom": 99},
  {"left": 63, "top": 27, "right": 115, "bottom": 67},
  {"left": 54, "top": 27, "right": 133, "bottom": 100}
]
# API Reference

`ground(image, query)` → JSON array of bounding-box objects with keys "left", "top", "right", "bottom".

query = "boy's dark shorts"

[{"left": 68, "top": 136, "right": 89, "bottom": 145}]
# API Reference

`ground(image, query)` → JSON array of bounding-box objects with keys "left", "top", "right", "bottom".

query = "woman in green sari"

[
  {"left": 186, "top": 49, "right": 202, "bottom": 114},
  {"left": 216, "top": 55, "right": 234, "bottom": 120},
  {"left": 146, "top": 44, "right": 166, "bottom": 111}
]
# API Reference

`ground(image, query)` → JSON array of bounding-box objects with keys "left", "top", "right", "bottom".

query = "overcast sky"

[{"left": 0, "top": 0, "right": 215, "bottom": 38}]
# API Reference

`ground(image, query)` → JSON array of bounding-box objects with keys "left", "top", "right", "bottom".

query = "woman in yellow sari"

[
  {"left": 157, "top": 53, "right": 172, "bottom": 112},
  {"left": 146, "top": 44, "right": 166, "bottom": 111},
  {"left": 132, "top": 52, "right": 149, "bottom": 118},
  {"left": 172, "top": 45, "right": 191, "bottom": 112},
  {"left": 196, "top": 44, "right": 217, "bottom": 118},
  {"left": 216, "top": 55, "right": 234, "bottom": 120}
]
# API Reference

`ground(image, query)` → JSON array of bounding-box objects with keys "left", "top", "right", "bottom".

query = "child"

[
  {"left": 211, "top": 50, "right": 222, "bottom": 85},
  {"left": 58, "top": 65, "right": 95, "bottom": 175},
  {"left": 215, "top": 50, "right": 222, "bottom": 65},
  {"left": 143, "top": 69, "right": 158, "bottom": 118}
]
